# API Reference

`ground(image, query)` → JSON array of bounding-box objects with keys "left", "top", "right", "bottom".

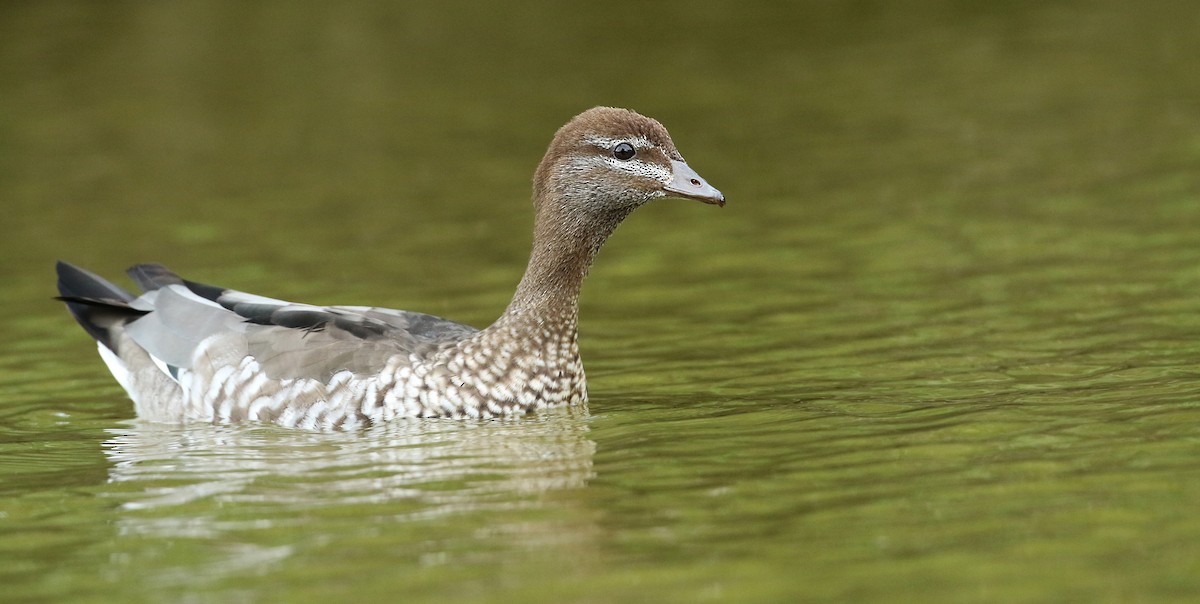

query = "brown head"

[
  {"left": 532, "top": 107, "right": 725, "bottom": 220},
  {"left": 508, "top": 107, "right": 724, "bottom": 314}
]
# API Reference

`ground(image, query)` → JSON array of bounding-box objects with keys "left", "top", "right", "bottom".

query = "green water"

[{"left": 3, "top": 1, "right": 1200, "bottom": 602}]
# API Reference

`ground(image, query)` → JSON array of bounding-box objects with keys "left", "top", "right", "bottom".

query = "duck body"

[
  {"left": 57, "top": 107, "right": 724, "bottom": 429},
  {"left": 59, "top": 262, "right": 585, "bottom": 428}
]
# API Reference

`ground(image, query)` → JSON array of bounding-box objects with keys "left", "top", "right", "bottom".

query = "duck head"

[{"left": 533, "top": 107, "right": 725, "bottom": 219}]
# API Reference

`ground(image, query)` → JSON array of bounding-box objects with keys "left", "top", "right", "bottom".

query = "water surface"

[{"left": 2, "top": 2, "right": 1199, "bottom": 602}]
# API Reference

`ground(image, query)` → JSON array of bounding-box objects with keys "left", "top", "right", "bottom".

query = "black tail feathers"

[{"left": 55, "top": 261, "right": 146, "bottom": 351}]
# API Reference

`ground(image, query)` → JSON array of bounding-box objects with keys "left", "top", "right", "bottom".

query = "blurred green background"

[{"left": 2, "top": 2, "right": 1199, "bottom": 603}]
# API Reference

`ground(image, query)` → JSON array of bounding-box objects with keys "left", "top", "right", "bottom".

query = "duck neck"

[{"left": 498, "top": 200, "right": 633, "bottom": 328}]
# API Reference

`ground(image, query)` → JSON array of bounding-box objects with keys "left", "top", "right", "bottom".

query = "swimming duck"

[{"left": 56, "top": 107, "right": 724, "bottom": 429}]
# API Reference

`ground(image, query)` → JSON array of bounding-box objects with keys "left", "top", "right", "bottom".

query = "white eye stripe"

[
  {"left": 584, "top": 135, "right": 654, "bottom": 150},
  {"left": 599, "top": 156, "right": 672, "bottom": 182},
  {"left": 564, "top": 154, "right": 672, "bottom": 183}
]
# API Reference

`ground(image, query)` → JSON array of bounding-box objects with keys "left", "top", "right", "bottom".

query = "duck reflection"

[{"left": 102, "top": 406, "right": 595, "bottom": 524}]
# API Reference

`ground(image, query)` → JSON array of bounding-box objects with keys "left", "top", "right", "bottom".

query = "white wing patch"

[
  {"left": 149, "top": 354, "right": 178, "bottom": 383},
  {"left": 98, "top": 343, "right": 135, "bottom": 397}
]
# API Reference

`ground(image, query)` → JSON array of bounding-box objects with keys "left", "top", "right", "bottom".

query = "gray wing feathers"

[
  {"left": 124, "top": 286, "right": 247, "bottom": 370},
  {"left": 242, "top": 306, "right": 477, "bottom": 380},
  {"left": 245, "top": 328, "right": 408, "bottom": 381},
  {"left": 331, "top": 306, "right": 479, "bottom": 340},
  {"left": 122, "top": 285, "right": 477, "bottom": 382}
]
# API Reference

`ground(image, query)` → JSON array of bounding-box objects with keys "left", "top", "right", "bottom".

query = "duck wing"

[{"left": 93, "top": 263, "right": 476, "bottom": 383}]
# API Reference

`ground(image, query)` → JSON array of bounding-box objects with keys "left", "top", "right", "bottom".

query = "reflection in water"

[
  {"left": 102, "top": 405, "right": 595, "bottom": 528},
  {"left": 94, "top": 408, "right": 598, "bottom": 593}
]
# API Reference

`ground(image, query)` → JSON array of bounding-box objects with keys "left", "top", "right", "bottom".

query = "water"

[{"left": 3, "top": 1, "right": 1200, "bottom": 602}]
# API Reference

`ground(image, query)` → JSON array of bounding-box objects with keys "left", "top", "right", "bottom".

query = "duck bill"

[{"left": 664, "top": 160, "right": 725, "bottom": 207}]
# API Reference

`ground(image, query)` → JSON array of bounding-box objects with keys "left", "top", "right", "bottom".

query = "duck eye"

[{"left": 613, "top": 142, "right": 636, "bottom": 161}]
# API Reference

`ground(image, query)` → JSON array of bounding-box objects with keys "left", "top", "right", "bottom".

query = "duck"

[{"left": 56, "top": 106, "right": 725, "bottom": 429}]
